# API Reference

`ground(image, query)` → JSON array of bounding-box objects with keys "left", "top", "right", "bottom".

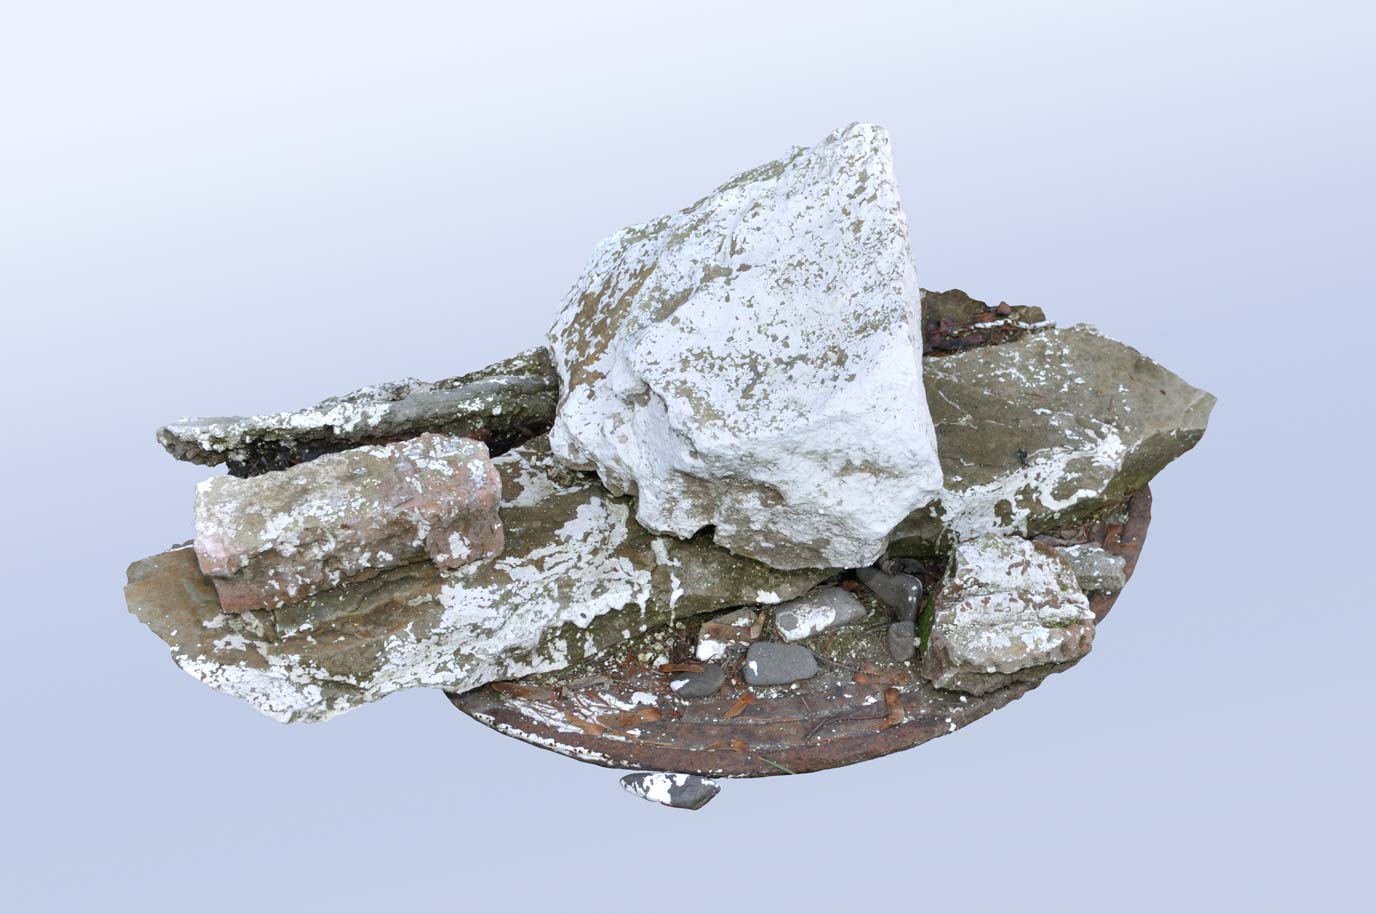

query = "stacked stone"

[
  {"left": 193, "top": 432, "right": 504, "bottom": 612},
  {"left": 127, "top": 119, "right": 1214, "bottom": 805}
]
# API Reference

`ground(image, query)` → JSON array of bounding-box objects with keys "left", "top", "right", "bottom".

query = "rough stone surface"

[
  {"left": 921, "top": 288, "right": 1048, "bottom": 356},
  {"left": 1056, "top": 543, "right": 1128, "bottom": 592},
  {"left": 695, "top": 607, "right": 759, "bottom": 662},
  {"left": 888, "top": 621, "right": 917, "bottom": 662},
  {"left": 891, "top": 324, "right": 1216, "bottom": 555},
  {"left": 194, "top": 433, "right": 503, "bottom": 612},
  {"left": 158, "top": 348, "right": 557, "bottom": 476},
  {"left": 127, "top": 436, "right": 829, "bottom": 722},
  {"left": 619, "top": 772, "right": 720, "bottom": 810},
  {"left": 452, "top": 486, "right": 1155, "bottom": 778},
  {"left": 743, "top": 642, "right": 818, "bottom": 686},
  {"left": 879, "top": 556, "right": 927, "bottom": 576},
  {"left": 773, "top": 587, "right": 867, "bottom": 642},
  {"left": 669, "top": 663, "right": 725, "bottom": 699},
  {"left": 158, "top": 298, "right": 1212, "bottom": 564},
  {"left": 921, "top": 535, "right": 1095, "bottom": 694},
  {"left": 546, "top": 123, "right": 942, "bottom": 570},
  {"left": 856, "top": 567, "right": 923, "bottom": 622},
  {"left": 130, "top": 296, "right": 1214, "bottom": 724}
]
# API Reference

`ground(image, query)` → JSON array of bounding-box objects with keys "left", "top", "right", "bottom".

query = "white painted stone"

[
  {"left": 619, "top": 772, "right": 720, "bottom": 809},
  {"left": 921, "top": 535, "right": 1095, "bottom": 694},
  {"left": 773, "top": 586, "right": 867, "bottom": 641},
  {"left": 547, "top": 123, "right": 942, "bottom": 570}
]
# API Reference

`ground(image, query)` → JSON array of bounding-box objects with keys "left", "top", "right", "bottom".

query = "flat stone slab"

[
  {"left": 158, "top": 347, "right": 557, "bottom": 476},
  {"left": 743, "top": 642, "right": 819, "bottom": 686},
  {"left": 895, "top": 324, "right": 1213, "bottom": 552},
  {"left": 669, "top": 664, "right": 725, "bottom": 699},
  {"left": 130, "top": 296, "right": 1201, "bottom": 725},
  {"left": 448, "top": 488, "right": 1149, "bottom": 777},
  {"left": 127, "top": 436, "right": 827, "bottom": 722},
  {"left": 1056, "top": 543, "right": 1128, "bottom": 592},
  {"left": 194, "top": 433, "right": 503, "bottom": 612}
]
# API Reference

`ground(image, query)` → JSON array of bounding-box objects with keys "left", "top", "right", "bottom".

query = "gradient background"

[{"left": 3, "top": 2, "right": 1371, "bottom": 911}]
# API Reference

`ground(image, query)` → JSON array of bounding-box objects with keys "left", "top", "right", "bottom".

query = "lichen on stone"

[{"left": 126, "top": 436, "right": 827, "bottom": 722}]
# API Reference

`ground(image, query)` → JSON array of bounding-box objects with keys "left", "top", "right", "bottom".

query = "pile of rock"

[{"left": 125, "top": 123, "right": 1214, "bottom": 809}]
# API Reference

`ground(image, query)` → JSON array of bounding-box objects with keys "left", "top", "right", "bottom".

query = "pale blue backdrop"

[{"left": 2, "top": 2, "right": 1370, "bottom": 911}]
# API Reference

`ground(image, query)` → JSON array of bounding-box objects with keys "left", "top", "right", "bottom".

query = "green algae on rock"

[{"left": 126, "top": 436, "right": 828, "bottom": 723}]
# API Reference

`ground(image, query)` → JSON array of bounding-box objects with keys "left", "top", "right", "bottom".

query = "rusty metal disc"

[{"left": 449, "top": 488, "right": 1152, "bottom": 777}]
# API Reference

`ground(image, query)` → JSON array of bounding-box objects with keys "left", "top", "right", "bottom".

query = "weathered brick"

[{"left": 193, "top": 433, "right": 502, "bottom": 611}]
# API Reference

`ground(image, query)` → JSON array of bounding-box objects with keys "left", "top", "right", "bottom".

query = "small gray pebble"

[
  {"left": 887, "top": 620, "right": 916, "bottom": 662},
  {"left": 773, "top": 586, "right": 866, "bottom": 641},
  {"left": 857, "top": 566, "right": 924, "bottom": 622},
  {"left": 743, "top": 642, "right": 818, "bottom": 686},
  {"left": 620, "top": 772, "right": 721, "bottom": 810},
  {"left": 669, "top": 663, "right": 725, "bottom": 699}
]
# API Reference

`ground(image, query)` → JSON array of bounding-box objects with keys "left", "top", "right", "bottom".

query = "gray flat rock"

[
  {"left": 893, "top": 324, "right": 1215, "bottom": 553},
  {"left": 619, "top": 772, "right": 720, "bottom": 810},
  {"left": 743, "top": 642, "right": 818, "bottom": 686},
  {"left": 1056, "top": 543, "right": 1129, "bottom": 592},
  {"left": 695, "top": 607, "right": 759, "bottom": 662},
  {"left": 158, "top": 348, "right": 557, "bottom": 476},
  {"left": 773, "top": 587, "right": 867, "bottom": 642},
  {"left": 669, "top": 663, "right": 725, "bottom": 699}
]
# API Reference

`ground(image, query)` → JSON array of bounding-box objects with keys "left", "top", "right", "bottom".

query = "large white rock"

[{"left": 547, "top": 123, "right": 942, "bottom": 570}]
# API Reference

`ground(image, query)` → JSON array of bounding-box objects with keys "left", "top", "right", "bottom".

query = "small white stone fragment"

[
  {"left": 619, "top": 772, "right": 720, "bottom": 810},
  {"left": 695, "top": 607, "right": 759, "bottom": 662}
]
